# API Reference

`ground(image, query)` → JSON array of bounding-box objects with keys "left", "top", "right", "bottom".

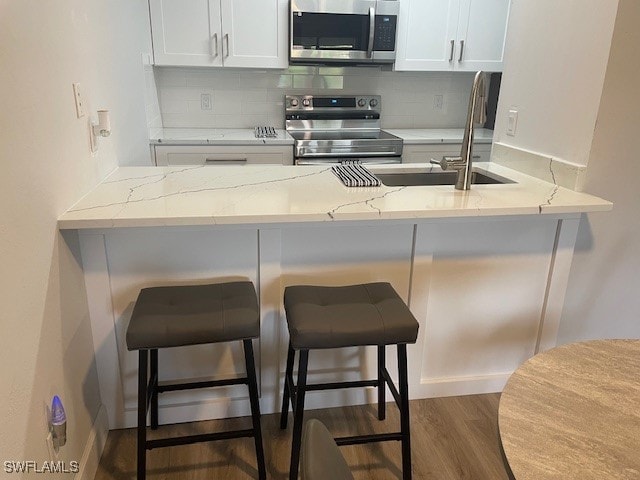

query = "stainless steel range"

[{"left": 285, "top": 94, "right": 402, "bottom": 165}]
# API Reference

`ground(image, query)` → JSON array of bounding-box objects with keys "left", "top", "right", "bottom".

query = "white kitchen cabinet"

[
  {"left": 395, "top": 0, "right": 510, "bottom": 72},
  {"left": 154, "top": 145, "right": 294, "bottom": 165},
  {"left": 149, "top": 0, "right": 288, "bottom": 68},
  {"left": 402, "top": 143, "right": 492, "bottom": 164}
]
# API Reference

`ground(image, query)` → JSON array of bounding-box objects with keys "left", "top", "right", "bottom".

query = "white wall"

[
  {"left": 0, "top": 0, "right": 150, "bottom": 476},
  {"left": 558, "top": 0, "right": 640, "bottom": 342},
  {"left": 494, "top": 0, "right": 618, "bottom": 167},
  {"left": 155, "top": 67, "right": 477, "bottom": 129}
]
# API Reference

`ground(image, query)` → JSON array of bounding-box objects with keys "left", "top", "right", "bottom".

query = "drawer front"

[
  {"left": 402, "top": 144, "right": 492, "bottom": 164},
  {"left": 154, "top": 146, "right": 294, "bottom": 166}
]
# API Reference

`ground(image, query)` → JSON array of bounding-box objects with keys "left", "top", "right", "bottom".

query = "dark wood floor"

[{"left": 95, "top": 394, "right": 509, "bottom": 479}]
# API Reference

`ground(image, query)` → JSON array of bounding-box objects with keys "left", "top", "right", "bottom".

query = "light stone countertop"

[
  {"left": 149, "top": 128, "right": 492, "bottom": 147},
  {"left": 384, "top": 128, "right": 493, "bottom": 145},
  {"left": 58, "top": 162, "right": 611, "bottom": 230},
  {"left": 149, "top": 128, "right": 294, "bottom": 146},
  {"left": 499, "top": 339, "right": 640, "bottom": 480}
]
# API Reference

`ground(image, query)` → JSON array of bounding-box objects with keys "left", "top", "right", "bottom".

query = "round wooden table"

[{"left": 499, "top": 339, "right": 640, "bottom": 480}]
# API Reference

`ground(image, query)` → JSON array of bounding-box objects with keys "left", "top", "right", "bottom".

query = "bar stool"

[
  {"left": 280, "top": 282, "right": 419, "bottom": 480},
  {"left": 302, "top": 419, "right": 354, "bottom": 480},
  {"left": 126, "top": 281, "right": 266, "bottom": 480}
]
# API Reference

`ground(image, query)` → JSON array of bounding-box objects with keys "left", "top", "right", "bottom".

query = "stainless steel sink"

[{"left": 375, "top": 170, "right": 514, "bottom": 187}]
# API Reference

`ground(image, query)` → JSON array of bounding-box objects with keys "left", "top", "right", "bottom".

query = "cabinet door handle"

[
  {"left": 211, "top": 33, "right": 218, "bottom": 58},
  {"left": 458, "top": 40, "right": 465, "bottom": 62},
  {"left": 205, "top": 157, "right": 247, "bottom": 163},
  {"left": 224, "top": 33, "right": 229, "bottom": 58},
  {"left": 449, "top": 40, "right": 455, "bottom": 62}
]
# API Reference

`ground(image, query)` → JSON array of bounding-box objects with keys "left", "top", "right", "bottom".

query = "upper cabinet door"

[
  {"left": 455, "top": 0, "right": 510, "bottom": 71},
  {"left": 150, "top": 0, "right": 223, "bottom": 66},
  {"left": 394, "top": 0, "right": 510, "bottom": 72},
  {"left": 219, "top": 0, "right": 288, "bottom": 68},
  {"left": 395, "top": 0, "right": 461, "bottom": 71}
]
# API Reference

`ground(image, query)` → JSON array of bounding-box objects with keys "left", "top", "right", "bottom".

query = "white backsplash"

[{"left": 153, "top": 66, "right": 476, "bottom": 129}]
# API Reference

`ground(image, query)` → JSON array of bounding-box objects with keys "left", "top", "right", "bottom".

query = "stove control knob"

[
  {"left": 369, "top": 98, "right": 379, "bottom": 108},
  {"left": 290, "top": 98, "right": 299, "bottom": 107},
  {"left": 357, "top": 98, "right": 367, "bottom": 107},
  {"left": 302, "top": 98, "right": 311, "bottom": 107}
]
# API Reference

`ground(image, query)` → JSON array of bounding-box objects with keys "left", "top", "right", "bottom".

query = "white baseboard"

[{"left": 75, "top": 405, "right": 109, "bottom": 480}]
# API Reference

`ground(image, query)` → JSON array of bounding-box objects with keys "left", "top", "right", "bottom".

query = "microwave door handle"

[{"left": 367, "top": 6, "right": 375, "bottom": 58}]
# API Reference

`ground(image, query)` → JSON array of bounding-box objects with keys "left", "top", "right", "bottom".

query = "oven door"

[{"left": 290, "top": 0, "right": 397, "bottom": 64}]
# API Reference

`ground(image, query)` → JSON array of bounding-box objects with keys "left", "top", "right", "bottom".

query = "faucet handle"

[
  {"left": 432, "top": 156, "right": 466, "bottom": 171},
  {"left": 429, "top": 158, "right": 445, "bottom": 169}
]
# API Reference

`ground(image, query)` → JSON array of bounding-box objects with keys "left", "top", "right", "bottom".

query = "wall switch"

[
  {"left": 507, "top": 109, "right": 518, "bottom": 136},
  {"left": 72, "top": 83, "right": 85, "bottom": 118},
  {"left": 433, "top": 94, "right": 444, "bottom": 111},
  {"left": 201, "top": 93, "right": 212, "bottom": 110}
]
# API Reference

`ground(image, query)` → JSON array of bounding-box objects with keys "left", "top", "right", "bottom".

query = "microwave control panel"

[{"left": 373, "top": 15, "right": 397, "bottom": 51}]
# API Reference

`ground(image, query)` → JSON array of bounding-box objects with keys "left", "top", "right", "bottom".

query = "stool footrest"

[
  {"left": 305, "top": 379, "right": 379, "bottom": 392},
  {"left": 157, "top": 377, "right": 248, "bottom": 393},
  {"left": 146, "top": 428, "right": 255, "bottom": 450},
  {"left": 335, "top": 432, "right": 403, "bottom": 446}
]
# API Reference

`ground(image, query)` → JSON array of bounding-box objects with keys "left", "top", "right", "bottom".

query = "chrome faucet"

[{"left": 431, "top": 71, "right": 488, "bottom": 190}]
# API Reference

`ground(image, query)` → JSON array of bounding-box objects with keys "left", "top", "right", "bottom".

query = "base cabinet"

[
  {"left": 402, "top": 143, "right": 492, "bottom": 164},
  {"left": 80, "top": 216, "right": 579, "bottom": 428},
  {"left": 154, "top": 145, "right": 294, "bottom": 165}
]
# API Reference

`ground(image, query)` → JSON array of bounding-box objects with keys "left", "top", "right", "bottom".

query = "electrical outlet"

[
  {"left": 43, "top": 402, "right": 57, "bottom": 462},
  {"left": 46, "top": 432, "right": 57, "bottom": 461},
  {"left": 433, "top": 94, "right": 444, "bottom": 111},
  {"left": 507, "top": 109, "right": 518, "bottom": 136},
  {"left": 72, "top": 83, "right": 85, "bottom": 118},
  {"left": 89, "top": 118, "right": 98, "bottom": 154},
  {"left": 201, "top": 93, "right": 212, "bottom": 110}
]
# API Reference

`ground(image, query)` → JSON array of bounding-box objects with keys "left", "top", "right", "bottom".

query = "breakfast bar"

[{"left": 59, "top": 162, "right": 611, "bottom": 430}]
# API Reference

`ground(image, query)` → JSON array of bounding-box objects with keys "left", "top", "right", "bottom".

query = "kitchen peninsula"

[{"left": 59, "top": 162, "right": 611, "bottom": 429}]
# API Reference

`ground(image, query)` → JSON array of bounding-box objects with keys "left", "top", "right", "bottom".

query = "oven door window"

[{"left": 292, "top": 13, "right": 369, "bottom": 52}]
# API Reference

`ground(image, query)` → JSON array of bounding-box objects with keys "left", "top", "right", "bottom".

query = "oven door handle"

[
  {"left": 296, "top": 157, "right": 401, "bottom": 166},
  {"left": 367, "top": 6, "right": 376, "bottom": 58},
  {"left": 298, "top": 150, "right": 398, "bottom": 158}
]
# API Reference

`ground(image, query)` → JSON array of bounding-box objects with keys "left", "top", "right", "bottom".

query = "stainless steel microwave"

[{"left": 290, "top": 0, "right": 399, "bottom": 65}]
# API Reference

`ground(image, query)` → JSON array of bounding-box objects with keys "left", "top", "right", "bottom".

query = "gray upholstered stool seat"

[
  {"left": 126, "top": 280, "right": 265, "bottom": 480},
  {"left": 281, "top": 282, "right": 419, "bottom": 480},
  {"left": 284, "top": 282, "right": 419, "bottom": 349},
  {"left": 126, "top": 281, "right": 259, "bottom": 350}
]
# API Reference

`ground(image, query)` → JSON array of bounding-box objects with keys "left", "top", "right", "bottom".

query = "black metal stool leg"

[
  {"left": 280, "top": 342, "right": 296, "bottom": 429},
  {"left": 150, "top": 349, "right": 159, "bottom": 430},
  {"left": 137, "top": 349, "right": 148, "bottom": 480},
  {"left": 397, "top": 344, "right": 412, "bottom": 480},
  {"left": 289, "top": 349, "right": 309, "bottom": 480},
  {"left": 378, "top": 344, "right": 386, "bottom": 421},
  {"left": 243, "top": 339, "right": 266, "bottom": 480}
]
